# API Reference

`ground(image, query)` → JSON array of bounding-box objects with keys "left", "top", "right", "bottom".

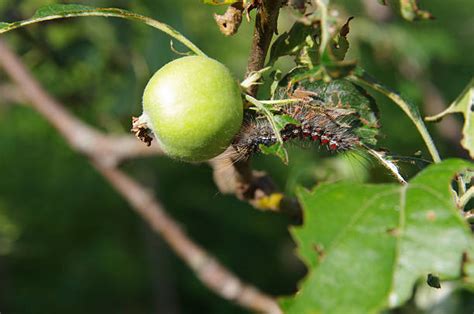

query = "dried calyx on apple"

[{"left": 133, "top": 56, "right": 243, "bottom": 162}]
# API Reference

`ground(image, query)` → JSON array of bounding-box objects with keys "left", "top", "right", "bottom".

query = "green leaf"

[
  {"left": 399, "top": 0, "right": 434, "bottom": 21},
  {"left": 426, "top": 79, "right": 474, "bottom": 159},
  {"left": 274, "top": 114, "right": 301, "bottom": 130},
  {"left": 0, "top": 4, "right": 204, "bottom": 56},
  {"left": 268, "top": 22, "right": 319, "bottom": 66},
  {"left": 282, "top": 159, "right": 473, "bottom": 314},
  {"left": 329, "top": 16, "right": 353, "bottom": 61},
  {"left": 259, "top": 142, "right": 288, "bottom": 163}
]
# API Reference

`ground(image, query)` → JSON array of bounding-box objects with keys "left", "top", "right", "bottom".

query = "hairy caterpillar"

[
  {"left": 222, "top": 74, "right": 409, "bottom": 182},
  {"left": 228, "top": 103, "right": 407, "bottom": 183},
  {"left": 232, "top": 100, "right": 364, "bottom": 161},
  {"left": 227, "top": 96, "right": 409, "bottom": 183}
]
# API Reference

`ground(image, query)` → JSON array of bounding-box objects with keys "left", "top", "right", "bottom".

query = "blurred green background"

[{"left": 0, "top": 1, "right": 473, "bottom": 313}]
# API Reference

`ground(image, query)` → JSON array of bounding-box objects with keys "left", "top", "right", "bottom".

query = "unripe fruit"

[{"left": 142, "top": 56, "right": 243, "bottom": 162}]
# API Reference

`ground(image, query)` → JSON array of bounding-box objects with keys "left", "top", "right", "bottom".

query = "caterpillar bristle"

[
  {"left": 210, "top": 146, "right": 247, "bottom": 172},
  {"left": 341, "top": 147, "right": 373, "bottom": 170}
]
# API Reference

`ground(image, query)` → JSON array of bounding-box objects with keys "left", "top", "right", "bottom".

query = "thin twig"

[
  {"left": 0, "top": 39, "right": 281, "bottom": 314},
  {"left": 245, "top": 0, "right": 283, "bottom": 90}
]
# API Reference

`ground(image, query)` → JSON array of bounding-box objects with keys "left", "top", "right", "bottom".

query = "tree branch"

[
  {"left": 0, "top": 39, "right": 281, "bottom": 314},
  {"left": 246, "top": 0, "right": 282, "bottom": 82}
]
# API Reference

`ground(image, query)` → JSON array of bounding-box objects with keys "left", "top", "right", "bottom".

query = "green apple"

[{"left": 142, "top": 56, "right": 243, "bottom": 162}]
